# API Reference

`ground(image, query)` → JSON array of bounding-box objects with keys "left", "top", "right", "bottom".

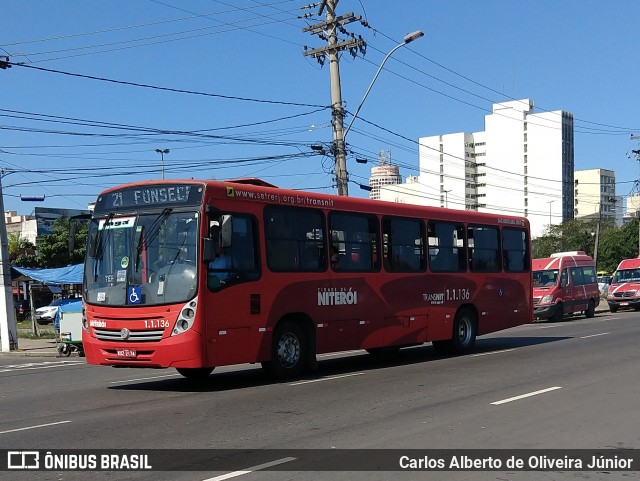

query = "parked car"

[
  {"left": 35, "top": 298, "right": 67, "bottom": 325},
  {"left": 597, "top": 274, "right": 612, "bottom": 295}
]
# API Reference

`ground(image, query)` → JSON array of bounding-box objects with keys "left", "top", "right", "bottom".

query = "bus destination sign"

[{"left": 94, "top": 184, "right": 204, "bottom": 212}]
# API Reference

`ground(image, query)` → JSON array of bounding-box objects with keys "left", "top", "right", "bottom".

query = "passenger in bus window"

[
  {"left": 209, "top": 245, "right": 232, "bottom": 286},
  {"left": 330, "top": 245, "right": 340, "bottom": 269}
]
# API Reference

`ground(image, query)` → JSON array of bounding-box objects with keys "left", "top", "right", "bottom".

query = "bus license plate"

[
  {"left": 117, "top": 348, "right": 137, "bottom": 358},
  {"left": 620, "top": 302, "right": 628, "bottom": 306}
]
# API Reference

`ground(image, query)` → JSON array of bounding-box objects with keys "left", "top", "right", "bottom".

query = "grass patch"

[
  {"left": 19, "top": 331, "right": 57, "bottom": 340},
  {"left": 17, "top": 320, "right": 57, "bottom": 339}
]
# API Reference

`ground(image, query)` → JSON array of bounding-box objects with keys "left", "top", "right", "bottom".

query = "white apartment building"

[
  {"left": 4, "top": 211, "right": 37, "bottom": 245},
  {"left": 379, "top": 99, "right": 574, "bottom": 238},
  {"left": 624, "top": 193, "right": 640, "bottom": 223},
  {"left": 574, "top": 169, "right": 621, "bottom": 226}
]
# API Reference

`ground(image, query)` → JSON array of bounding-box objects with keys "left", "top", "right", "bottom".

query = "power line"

[{"left": 5, "top": 61, "right": 326, "bottom": 108}]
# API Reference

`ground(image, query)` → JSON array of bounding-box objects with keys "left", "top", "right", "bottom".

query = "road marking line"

[
  {"left": 0, "top": 420, "right": 71, "bottom": 435},
  {"left": 0, "top": 362, "right": 84, "bottom": 373},
  {"left": 472, "top": 348, "right": 515, "bottom": 357},
  {"left": 491, "top": 386, "right": 562, "bottom": 405},
  {"left": 109, "top": 374, "right": 180, "bottom": 384},
  {"left": 1, "top": 361, "right": 79, "bottom": 369},
  {"left": 203, "top": 457, "right": 296, "bottom": 481},
  {"left": 580, "top": 332, "right": 609, "bottom": 339},
  {"left": 289, "top": 372, "right": 364, "bottom": 386},
  {"left": 537, "top": 324, "right": 561, "bottom": 329}
]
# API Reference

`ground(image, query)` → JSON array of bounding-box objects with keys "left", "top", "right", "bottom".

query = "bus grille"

[{"left": 93, "top": 328, "right": 164, "bottom": 342}]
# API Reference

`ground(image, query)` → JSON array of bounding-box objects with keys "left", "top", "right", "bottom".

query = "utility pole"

[
  {"left": 0, "top": 171, "right": 18, "bottom": 352},
  {"left": 593, "top": 203, "right": 601, "bottom": 272},
  {"left": 303, "top": 0, "right": 365, "bottom": 196},
  {"left": 632, "top": 135, "right": 640, "bottom": 255}
]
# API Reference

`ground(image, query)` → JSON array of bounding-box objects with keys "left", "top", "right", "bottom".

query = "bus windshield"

[
  {"left": 612, "top": 269, "right": 640, "bottom": 284},
  {"left": 84, "top": 210, "right": 199, "bottom": 307}
]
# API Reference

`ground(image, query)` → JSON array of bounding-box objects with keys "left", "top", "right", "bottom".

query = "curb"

[{"left": 0, "top": 350, "right": 80, "bottom": 358}]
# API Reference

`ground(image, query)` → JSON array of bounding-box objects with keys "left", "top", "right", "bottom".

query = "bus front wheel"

[
  {"left": 176, "top": 367, "right": 214, "bottom": 380},
  {"left": 264, "top": 321, "right": 307, "bottom": 380}
]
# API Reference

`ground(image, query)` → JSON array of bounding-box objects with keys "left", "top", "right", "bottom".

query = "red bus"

[{"left": 81, "top": 178, "right": 532, "bottom": 380}]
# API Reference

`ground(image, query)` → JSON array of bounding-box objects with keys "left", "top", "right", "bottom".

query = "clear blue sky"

[{"left": 2, "top": 0, "right": 639, "bottom": 220}]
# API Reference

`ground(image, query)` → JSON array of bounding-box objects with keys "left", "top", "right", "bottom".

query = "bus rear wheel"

[
  {"left": 433, "top": 308, "right": 477, "bottom": 355},
  {"left": 176, "top": 367, "right": 214, "bottom": 380},
  {"left": 264, "top": 321, "right": 308, "bottom": 380},
  {"left": 451, "top": 308, "right": 477, "bottom": 354}
]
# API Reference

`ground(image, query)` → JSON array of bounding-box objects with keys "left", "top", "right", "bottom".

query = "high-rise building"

[
  {"left": 379, "top": 99, "right": 574, "bottom": 238},
  {"left": 368, "top": 150, "right": 401, "bottom": 200},
  {"left": 574, "top": 169, "right": 621, "bottom": 226}
]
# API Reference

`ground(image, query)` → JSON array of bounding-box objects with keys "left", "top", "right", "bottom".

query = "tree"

[
  {"left": 12, "top": 217, "right": 88, "bottom": 268},
  {"left": 7, "top": 232, "right": 35, "bottom": 261},
  {"left": 598, "top": 218, "right": 639, "bottom": 273}
]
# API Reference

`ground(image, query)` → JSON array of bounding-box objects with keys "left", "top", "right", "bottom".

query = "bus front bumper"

[{"left": 83, "top": 329, "right": 206, "bottom": 369}]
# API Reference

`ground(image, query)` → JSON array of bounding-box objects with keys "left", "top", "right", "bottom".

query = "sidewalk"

[{"left": 0, "top": 337, "right": 80, "bottom": 358}]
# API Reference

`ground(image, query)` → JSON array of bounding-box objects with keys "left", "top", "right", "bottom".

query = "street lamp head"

[
  {"left": 403, "top": 30, "right": 424, "bottom": 44},
  {"left": 155, "top": 148, "right": 170, "bottom": 154}
]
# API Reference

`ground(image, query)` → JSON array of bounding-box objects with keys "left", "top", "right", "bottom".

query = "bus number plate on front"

[{"left": 117, "top": 348, "right": 137, "bottom": 358}]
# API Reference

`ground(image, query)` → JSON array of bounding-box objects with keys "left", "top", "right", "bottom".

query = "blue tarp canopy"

[
  {"left": 11, "top": 264, "right": 83, "bottom": 285},
  {"left": 59, "top": 299, "right": 83, "bottom": 312}
]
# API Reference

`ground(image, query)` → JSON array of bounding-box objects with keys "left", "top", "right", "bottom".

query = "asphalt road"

[{"left": 1, "top": 311, "right": 639, "bottom": 481}]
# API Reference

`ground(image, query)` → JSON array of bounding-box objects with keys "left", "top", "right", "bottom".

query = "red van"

[
  {"left": 606, "top": 257, "right": 640, "bottom": 312},
  {"left": 532, "top": 251, "right": 600, "bottom": 321}
]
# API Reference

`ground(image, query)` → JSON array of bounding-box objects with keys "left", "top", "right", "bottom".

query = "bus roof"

[{"left": 96, "top": 178, "right": 530, "bottom": 228}]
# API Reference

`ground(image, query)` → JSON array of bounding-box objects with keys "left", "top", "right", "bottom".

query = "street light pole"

[
  {"left": 343, "top": 30, "right": 424, "bottom": 141},
  {"left": 155, "top": 148, "right": 170, "bottom": 180},
  {"left": 332, "top": 29, "right": 423, "bottom": 197},
  {"left": 548, "top": 200, "right": 555, "bottom": 229}
]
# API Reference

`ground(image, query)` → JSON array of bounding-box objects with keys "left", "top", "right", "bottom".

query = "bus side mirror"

[
  {"left": 220, "top": 215, "right": 233, "bottom": 248},
  {"left": 202, "top": 238, "right": 215, "bottom": 263}
]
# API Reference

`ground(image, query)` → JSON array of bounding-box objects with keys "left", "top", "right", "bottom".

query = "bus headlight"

[
  {"left": 172, "top": 298, "right": 198, "bottom": 336},
  {"left": 541, "top": 294, "right": 553, "bottom": 304},
  {"left": 82, "top": 303, "right": 88, "bottom": 332}
]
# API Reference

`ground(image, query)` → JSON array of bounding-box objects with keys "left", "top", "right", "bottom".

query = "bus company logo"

[
  {"left": 8, "top": 451, "right": 39, "bottom": 469},
  {"left": 90, "top": 319, "right": 107, "bottom": 328},
  {"left": 317, "top": 287, "right": 358, "bottom": 306},
  {"left": 226, "top": 186, "right": 235, "bottom": 197},
  {"left": 423, "top": 292, "right": 445, "bottom": 305},
  {"left": 497, "top": 218, "right": 525, "bottom": 226}
]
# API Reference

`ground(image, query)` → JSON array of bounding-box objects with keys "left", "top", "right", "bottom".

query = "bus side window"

[
  {"left": 502, "top": 228, "right": 529, "bottom": 273},
  {"left": 428, "top": 220, "right": 465, "bottom": 272}
]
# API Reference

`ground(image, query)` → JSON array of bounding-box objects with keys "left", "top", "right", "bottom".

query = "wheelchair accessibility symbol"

[{"left": 128, "top": 286, "right": 142, "bottom": 304}]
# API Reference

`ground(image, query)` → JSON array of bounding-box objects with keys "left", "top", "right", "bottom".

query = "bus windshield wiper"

[
  {"left": 92, "top": 212, "right": 114, "bottom": 260},
  {"left": 135, "top": 208, "right": 172, "bottom": 270}
]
